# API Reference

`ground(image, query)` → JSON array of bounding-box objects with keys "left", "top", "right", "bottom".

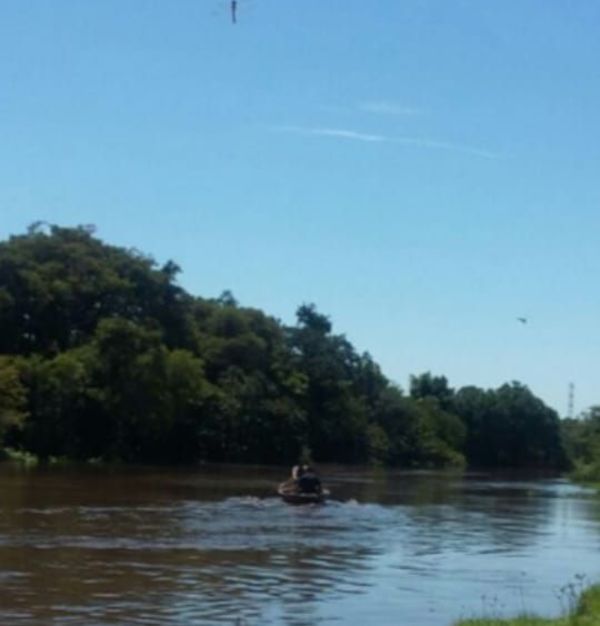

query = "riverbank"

[
  {"left": 453, "top": 584, "right": 600, "bottom": 626},
  {"left": 571, "top": 461, "right": 600, "bottom": 492}
]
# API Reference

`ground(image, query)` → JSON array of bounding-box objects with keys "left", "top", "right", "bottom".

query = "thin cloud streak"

[
  {"left": 359, "top": 101, "right": 422, "bottom": 116},
  {"left": 273, "top": 125, "right": 386, "bottom": 143},
  {"left": 272, "top": 125, "right": 501, "bottom": 159},
  {"left": 394, "top": 136, "right": 500, "bottom": 160}
]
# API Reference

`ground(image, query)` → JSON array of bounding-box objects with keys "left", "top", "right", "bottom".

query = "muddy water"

[{"left": 1, "top": 464, "right": 599, "bottom": 625}]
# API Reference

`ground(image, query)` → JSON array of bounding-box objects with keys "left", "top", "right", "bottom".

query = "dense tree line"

[{"left": 0, "top": 225, "right": 569, "bottom": 468}]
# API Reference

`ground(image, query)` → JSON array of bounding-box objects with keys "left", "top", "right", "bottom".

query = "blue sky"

[{"left": 1, "top": 0, "right": 599, "bottom": 415}]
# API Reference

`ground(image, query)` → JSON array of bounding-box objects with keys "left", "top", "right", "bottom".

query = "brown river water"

[{"left": 0, "top": 464, "right": 599, "bottom": 626}]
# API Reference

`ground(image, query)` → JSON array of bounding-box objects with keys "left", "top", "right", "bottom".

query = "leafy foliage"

[
  {"left": 0, "top": 356, "right": 27, "bottom": 440},
  {"left": 454, "top": 383, "right": 567, "bottom": 469},
  {"left": 562, "top": 408, "right": 600, "bottom": 481},
  {"left": 0, "top": 225, "right": 569, "bottom": 468}
]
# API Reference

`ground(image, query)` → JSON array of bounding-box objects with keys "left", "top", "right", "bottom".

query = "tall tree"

[
  {"left": 0, "top": 357, "right": 27, "bottom": 442},
  {"left": 410, "top": 372, "right": 455, "bottom": 410},
  {"left": 454, "top": 382, "right": 566, "bottom": 468}
]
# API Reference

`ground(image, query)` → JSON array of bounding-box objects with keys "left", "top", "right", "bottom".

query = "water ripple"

[{"left": 1, "top": 468, "right": 600, "bottom": 625}]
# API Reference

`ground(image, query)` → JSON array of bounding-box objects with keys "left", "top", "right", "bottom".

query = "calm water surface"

[{"left": 1, "top": 465, "right": 599, "bottom": 625}]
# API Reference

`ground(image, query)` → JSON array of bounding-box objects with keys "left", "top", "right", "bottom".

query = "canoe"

[{"left": 277, "top": 481, "right": 329, "bottom": 504}]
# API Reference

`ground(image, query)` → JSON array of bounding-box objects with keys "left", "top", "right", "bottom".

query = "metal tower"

[{"left": 567, "top": 382, "right": 575, "bottom": 419}]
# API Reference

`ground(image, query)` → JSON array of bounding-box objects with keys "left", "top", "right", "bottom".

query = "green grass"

[
  {"left": 0, "top": 447, "right": 105, "bottom": 467},
  {"left": 454, "top": 585, "right": 600, "bottom": 626},
  {"left": 0, "top": 447, "right": 40, "bottom": 466},
  {"left": 571, "top": 461, "right": 600, "bottom": 484}
]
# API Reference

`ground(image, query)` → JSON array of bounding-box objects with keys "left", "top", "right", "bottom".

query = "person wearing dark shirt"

[{"left": 297, "top": 465, "right": 322, "bottom": 494}]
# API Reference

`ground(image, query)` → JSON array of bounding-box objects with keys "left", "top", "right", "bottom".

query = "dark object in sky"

[
  {"left": 231, "top": 0, "right": 237, "bottom": 24},
  {"left": 517, "top": 317, "right": 528, "bottom": 324}
]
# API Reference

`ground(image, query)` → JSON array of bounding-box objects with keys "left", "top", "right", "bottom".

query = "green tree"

[
  {"left": 19, "top": 349, "right": 99, "bottom": 459},
  {"left": 0, "top": 225, "right": 194, "bottom": 356},
  {"left": 454, "top": 382, "right": 566, "bottom": 468},
  {"left": 372, "top": 387, "right": 465, "bottom": 467},
  {"left": 289, "top": 304, "right": 370, "bottom": 463},
  {"left": 87, "top": 318, "right": 212, "bottom": 462},
  {"left": 0, "top": 224, "right": 573, "bottom": 470},
  {"left": 562, "top": 407, "right": 600, "bottom": 479},
  {"left": 0, "top": 357, "right": 27, "bottom": 442},
  {"left": 410, "top": 372, "right": 454, "bottom": 410}
]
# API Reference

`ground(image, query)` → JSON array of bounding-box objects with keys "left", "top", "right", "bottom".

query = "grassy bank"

[
  {"left": 571, "top": 461, "right": 600, "bottom": 492},
  {"left": 453, "top": 584, "right": 600, "bottom": 626},
  {"left": 0, "top": 447, "right": 39, "bottom": 465},
  {"left": 0, "top": 447, "right": 105, "bottom": 467}
]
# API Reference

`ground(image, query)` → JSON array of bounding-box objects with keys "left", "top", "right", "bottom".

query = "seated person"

[{"left": 297, "top": 465, "right": 322, "bottom": 494}]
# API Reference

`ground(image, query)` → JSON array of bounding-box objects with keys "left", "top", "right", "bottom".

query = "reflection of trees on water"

[{"left": 2, "top": 466, "right": 600, "bottom": 625}]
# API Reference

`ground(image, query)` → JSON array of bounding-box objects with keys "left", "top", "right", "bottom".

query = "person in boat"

[
  {"left": 296, "top": 465, "right": 322, "bottom": 494},
  {"left": 291, "top": 465, "right": 304, "bottom": 481}
]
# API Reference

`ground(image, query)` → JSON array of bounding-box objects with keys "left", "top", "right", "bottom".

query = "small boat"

[{"left": 277, "top": 480, "right": 329, "bottom": 505}]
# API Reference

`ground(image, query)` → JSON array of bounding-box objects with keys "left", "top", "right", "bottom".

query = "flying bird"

[
  {"left": 211, "top": 1, "right": 252, "bottom": 25},
  {"left": 517, "top": 317, "right": 528, "bottom": 324}
]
